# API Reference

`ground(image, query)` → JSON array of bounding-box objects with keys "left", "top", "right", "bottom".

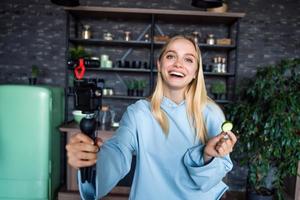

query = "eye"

[
  {"left": 166, "top": 54, "right": 175, "bottom": 59},
  {"left": 184, "top": 57, "right": 194, "bottom": 63}
]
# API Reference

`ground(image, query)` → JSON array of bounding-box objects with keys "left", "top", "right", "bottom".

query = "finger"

[
  {"left": 68, "top": 157, "right": 97, "bottom": 169},
  {"left": 216, "top": 137, "right": 227, "bottom": 147},
  {"left": 225, "top": 131, "right": 237, "bottom": 144},
  {"left": 66, "top": 142, "right": 99, "bottom": 153},
  {"left": 74, "top": 151, "right": 98, "bottom": 161},
  {"left": 70, "top": 133, "right": 94, "bottom": 145},
  {"left": 96, "top": 137, "right": 104, "bottom": 148},
  {"left": 216, "top": 132, "right": 226, "bottom": 140},
  {"left": 224, "top": 139, "right": 234, "bottom": 153},
  {"left": 216, "top": 145, "right": 226, "bottom": 156},
  {"left": 216, "top": 142, "right": 231, "bottom": 156}
]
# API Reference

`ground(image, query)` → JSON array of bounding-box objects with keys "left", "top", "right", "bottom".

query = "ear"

[
  {"left": 193, "top": 69, "right": 198, "bottom": 79},
  {"left": 157, "top": 60, "right": 161, "bottom": 72}
]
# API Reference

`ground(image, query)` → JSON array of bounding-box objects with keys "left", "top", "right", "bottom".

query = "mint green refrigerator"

[{"left": 0, "top": 85, "right": 64, "bottom": 200}]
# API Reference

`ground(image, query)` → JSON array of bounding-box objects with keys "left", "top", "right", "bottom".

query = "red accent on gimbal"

[{"left": 74, "top": 58, "right": 86, "bottom": 80}]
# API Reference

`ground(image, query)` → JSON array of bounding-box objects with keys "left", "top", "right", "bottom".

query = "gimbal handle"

[{"left": 79, "top": 114, "right": 97, "bottom": 183}]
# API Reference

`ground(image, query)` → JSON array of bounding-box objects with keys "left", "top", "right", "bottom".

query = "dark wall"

[
  {"left": 1, "top": 0, "right": 299, "bottom": 86},
  {"left": 0, "top": 0, "right": 299, "bottom": 191}
]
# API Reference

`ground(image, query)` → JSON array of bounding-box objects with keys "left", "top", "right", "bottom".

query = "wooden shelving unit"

[{"left": 61, "top": 6, "right": 245, "bottom": 199}]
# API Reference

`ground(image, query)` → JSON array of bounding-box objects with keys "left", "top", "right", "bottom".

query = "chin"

[{"left": 165, "top": 83, "right": 188, "bottom": 91}]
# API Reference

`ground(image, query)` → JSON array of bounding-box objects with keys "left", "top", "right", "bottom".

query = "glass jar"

[
  {"left": 192, "top": 31, "right": 200, "bottom": 43},
  {"left": 144, "top": 34, "right": 149, "bottom": 42},
  {"left": 221, "top": 57, "right": 227, "bottom": 73},
  {"left": 82, "top": 25, "right": 91, "bottom": 39},
  {"left": 103, "top": 32, "right": 113, "bottom": 41},
  {"left": 99, "top": 105, "right": 111, "bottom": 130},
  {"left": 124, "top": 31, "right": 131, "bottom": 41},
  {"left": 206, "top": 34, "right": 215, "bottom": 45}
]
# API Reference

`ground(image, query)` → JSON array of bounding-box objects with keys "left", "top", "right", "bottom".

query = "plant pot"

[
  {"left": 136, "top": 90, "right": 144, "bottom": 97},
  {"left": 127, "top": 89, "right": 134, "bottom": 96},
  {"left": 213, "top": 93, "right": 227, "bottom": 100},
  {"left": 28, "top": 77, "right": 37, "bottom": 85},
  {"left": 247, "top": 192, "right": 273, "bottom": 200}
]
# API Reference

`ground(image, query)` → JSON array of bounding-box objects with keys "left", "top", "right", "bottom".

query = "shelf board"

[
  {"left": 69, "top": 38, "right": 151, "bottom": 47},
  {"left": 199, "top": 43, "right": 236, "bottom": 49},
  {"left": 151, "top": 69, "right": 235, "bottom": 77},
  {"left": 204, "top": 72, "right": 235, "bottom": 77},
  {"left": 82, "top": 67, "right": 152, "bottom": 73},
  {"left": 68, "top": 67, "right": 234, "bottom": 76},
  {"left": 65, "top": 6, "right": 245, "bottom": 24},
  {"left": 103, "top": 95, "right": 146, "bottom": 100},
  {"left": 70, "top": 38, "right": 236, "bottom": 50},
  {"left": 154, "top": 41, "right": 236, "bottom": 50},
  {"left": 215, "top": 99, "right": 232, "bottom": 104}
]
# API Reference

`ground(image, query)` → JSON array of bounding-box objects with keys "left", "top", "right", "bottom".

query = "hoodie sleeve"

[
  {"left": 78, "top": 106, "right": 138, "bottom": 200},
  {"left": 183, "top": 103, "right": 233, "bottom": 192}
]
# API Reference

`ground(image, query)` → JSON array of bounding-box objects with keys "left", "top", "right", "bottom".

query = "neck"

[{"left": 163, "top": 88, "right": 185, "bottom": 104}]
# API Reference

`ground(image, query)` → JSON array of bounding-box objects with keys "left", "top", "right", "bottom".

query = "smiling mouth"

[{"left": 169, "top": 71, "right": 185, "bottom": 78}]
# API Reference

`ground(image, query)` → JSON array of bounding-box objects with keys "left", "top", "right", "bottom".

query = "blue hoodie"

[{"left": 79, "top": 97, "right": 233, "bottom": 200}]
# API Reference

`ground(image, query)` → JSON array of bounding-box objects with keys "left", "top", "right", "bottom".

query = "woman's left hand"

[{"left": 203, "top": 131, "right": 237, "bottom": 163}]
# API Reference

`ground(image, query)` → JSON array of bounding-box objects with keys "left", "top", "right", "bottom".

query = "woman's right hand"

[{"left": 66, "top": 133, "right": 103, "bottom": 169}]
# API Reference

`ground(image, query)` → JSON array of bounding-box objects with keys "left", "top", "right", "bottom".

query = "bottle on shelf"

[
  {"left": 82, "top": 25, "right": 92, "bottom": 39},
  {"left": 212, "top": 57, "right": 218, "bottom": 73},
  {"left": 124, "top": 31, "right": 131, "bottom": 41},
  {"left": 217, "top": 56, "right": 222, "bottom": 73},
  {"left": 192, "top": 31, "right": 200, "bottom": 43},
  {"left": 99, "top": 105, "right": 111, "bottom": 130},
  {"left": 221, "top": 57, "right": 227, "bottom": 73}
]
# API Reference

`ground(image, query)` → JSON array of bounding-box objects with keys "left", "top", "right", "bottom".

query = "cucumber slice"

[{"left": 221, "top": 121, "right": 233, "bottom": 132}]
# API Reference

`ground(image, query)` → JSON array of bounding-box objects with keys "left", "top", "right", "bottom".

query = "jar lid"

[
  {"left": 83, "top": 25, "right": 90, "bottom": 29},
  {"left": 91, "top": 57, "right": 99, "bottom": 60},
  {"left": 101, "top": 105, "right": 109, "bottom": 112}
]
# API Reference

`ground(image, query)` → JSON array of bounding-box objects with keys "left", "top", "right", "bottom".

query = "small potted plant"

[
  {"left": 29, "top": 65, "right": 39, "bottom": 85},
  {"left": 69, "top": 46, "right": 89, "bottom": 60},
  {"left": 68, "top": 46, "right": 90, "bottom": 69},
  {"left": 210, "top": 80, "right": 226, "bottom": 100},
  {"left": 226, "top": 59, "right": 300, "bottom": 200},
  {"left": 125, "top": 80, "right": 135, "bottom": 96},
  {"left": 136, "top": 79, "right": 147, "bottom": 97}
]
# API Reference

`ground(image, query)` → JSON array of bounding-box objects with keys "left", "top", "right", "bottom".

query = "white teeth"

[{"left": 169, "top": 71, "right": 185, "bottom": 77}]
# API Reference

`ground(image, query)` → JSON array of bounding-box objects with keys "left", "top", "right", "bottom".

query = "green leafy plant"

[
  {"left": 31, "top": 65, "right": 39, "bottom": 78},
  {"left": 137, "top": 80, "right": 147, "bottom": 90},
  {"left": 69, "top": 46, "right": 90, "bottom": 60},
  {"left": 226, "top": 59, "right": 300, "bottom": 199},
  {"left": 211, "top": 80, "right": 226, "bottom": 94},
  {"left": 125, "top": 80, "right": 135, "bottom": 90}
]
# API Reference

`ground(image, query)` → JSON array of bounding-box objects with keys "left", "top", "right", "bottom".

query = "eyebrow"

[{"left": 165, "top": 50, "right": 196, "bottom": 58}]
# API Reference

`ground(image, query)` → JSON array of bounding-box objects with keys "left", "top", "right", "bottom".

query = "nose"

[{"left": 174, "top": 58, "right": 183, "bottom": 68}]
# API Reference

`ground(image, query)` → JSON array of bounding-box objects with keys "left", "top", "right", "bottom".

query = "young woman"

[{"left": 66, "top": 35, "right": 237, "bottom": 200}]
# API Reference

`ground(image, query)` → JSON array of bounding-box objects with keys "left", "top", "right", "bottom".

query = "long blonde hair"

[{"left": 150, "top": 35, "right": 213, "bottom": 144}]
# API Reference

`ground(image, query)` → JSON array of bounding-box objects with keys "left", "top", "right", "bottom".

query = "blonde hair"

[{"left": 150, "top": 35, "right": 213, "bottom": 144}]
